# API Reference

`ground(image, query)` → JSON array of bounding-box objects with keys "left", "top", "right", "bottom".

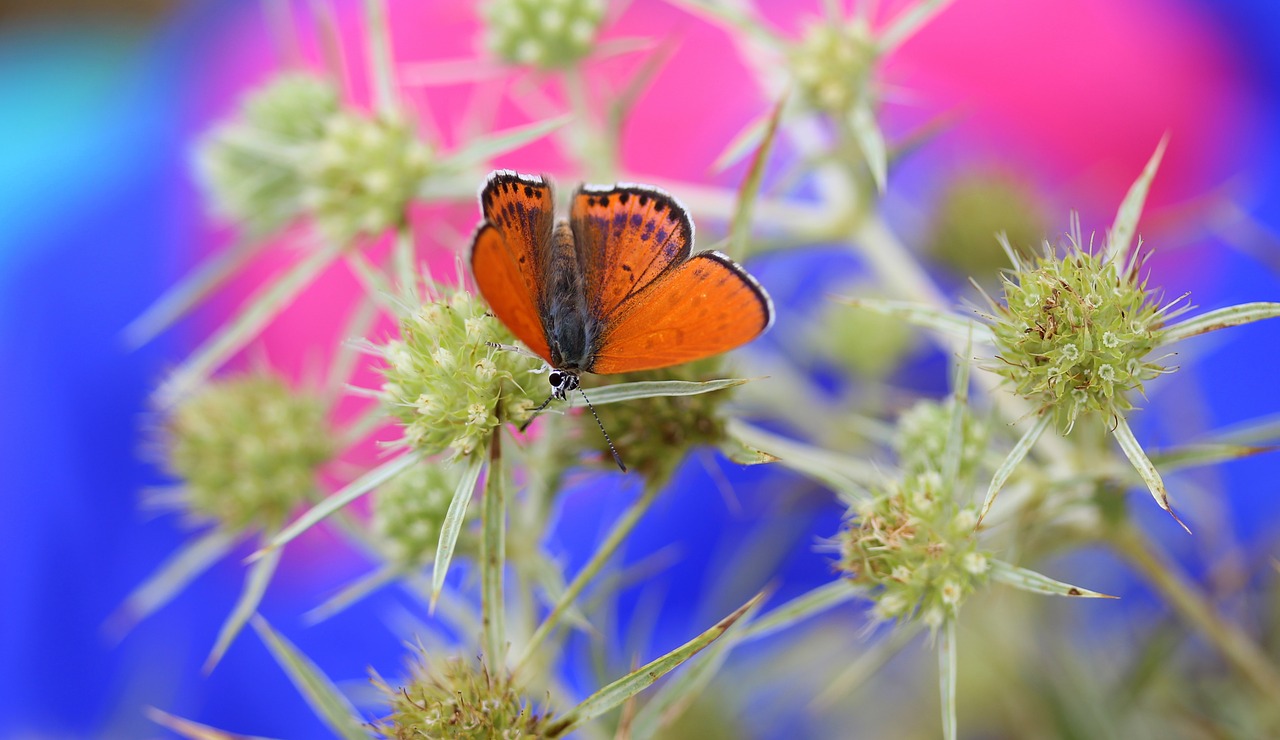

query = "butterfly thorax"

[{"left": 540, "top": 220, "right": 598, "bottom": 372}]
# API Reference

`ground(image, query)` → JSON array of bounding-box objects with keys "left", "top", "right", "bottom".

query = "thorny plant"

[{"left": 124, "top": 1, "right": 1280, "bottom": 738}]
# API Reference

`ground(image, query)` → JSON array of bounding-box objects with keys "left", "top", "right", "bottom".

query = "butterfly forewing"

[
  {"left": 570, "top": 184, "right": 693, "bottom": 323},
  {"left": 589, "top": 251, "right": 774, "bottom": 374},
  {"left": 471, "top": 171, "right": 556, "bottom": 364}
]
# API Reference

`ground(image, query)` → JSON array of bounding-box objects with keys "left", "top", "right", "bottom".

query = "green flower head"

[
  {"left": 374, "top": 654, "right": 550, "bottom": 739},
  {"left": 986, "top": 234, "right": 1175, "bottom": 433},
  {"left": 373, "top": 462, "right": 470, "bottom": 567},
  {"left": 788, "top": 17, "right": 876, "bottom": 114},
  {"left": 895, "top": 399, "right": 987, "bottom": 481},
  {"left": 927, "top": 171, "right": 1047, "bottom": 279},
  {"left": 481, "top": 0, "right": 606, "bottom": 70},
  {"left": 300, "top": 111, "right": 434, "bottom": 244},
  {"left": 837, "top": 471, "right": 991, "bottom": 629},
  {"left": 381, "top": 287, "right": 543, "bottom": 460},
  {"left": 163, "top": 373, "right": 331, "bottom": 531},
  {"left": 196, "top": 73, "right": 340, "bottom": 235}
]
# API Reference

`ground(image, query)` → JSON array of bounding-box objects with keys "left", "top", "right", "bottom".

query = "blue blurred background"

[{"left": 2, "top": 0, "right": 1279, "bottom": 737}]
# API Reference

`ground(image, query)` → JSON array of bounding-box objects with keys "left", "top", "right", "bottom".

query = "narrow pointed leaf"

[
  {"left": 1148, "top": 442, "right": 1276, "bottom": 473},
  {"left": 444, "top": 115, "right": 572, "bottom": 171},
  {"left": 977, "top": 413, "right": 1051, "bottom": 527},
  {"left": 124, "top": 235, "right": 268, "bottom": 348},
  {"left": 942, "top": 333, "right": 974, "bottom": 485},
  {"left": 1105, "top": 135, "right": 1168, "bottom": 269},
  {"left": 838, "top": 297, "right": 994, "bottom": 343},
  {"left": 249, "top": 616, "right": 366, "bottom": 740},
  {"left": 430, "top": 452, "right": 486, "bottom": 611},
  {"left": 392, "top": 224, "right": 418, "bottom": 304},
  {"left": 878, "top": 0, "right": 956, "bottom": 53},
  {"left": 567, "top": 378, "right": 751, "bottom": 408},
  {"left": 258, "top": 452, "right": 419, "bottom": 558},
  {"left": 717, "top": 433, "right": 780, "bottom": 466},
  {"left": 1112, "top": 414, "right": 1191, "bottom": 533},
  {"left": 107, "top": 527, "right": 240, "bottom": 641},
  {"left": 145, "top": 707, "right": 272, "bottom": 740},
  {"left": 850, "top": 100, "right": 888, "bottom": 193},
  {"left": 989, "top": 558, "right": 1117, "bottom": 598},
  {"left": 363, "top": 0, "right": 397, "bottom": 116},
  {"left": 304, "top": 563, "right": 401, "bottom": 625},
  {"left": 543, "top": 591, "right": 766, "bottom": 738},
  {"left": 157, "top": 244, "right": 341, "bottom": 405},
  {"left": 740, "top": 580, "right": 861, "bottom": 642},
  {"left": 1158, "top": 301, "right": 1280, "bottom": 345},
  {"left": 205, "top": 544, "right": 282, "bottom": 673},
  {"left": 815, "top": 622, "right": 924, "bottom": 707},
  {"left": 727, "top": 419, "right": 878, "bottom": 496},
  {"left": 729, "top": 92, "right": 787, "bottom": 258},
  {"left": 712, "top": 109, "right": 770, "bottom": 174},
  {"left": 939, "top": 618, "right": 957, "bottom": 740},
  {"left": 662, "top": 0, "right": 783, "bottom": 51}
]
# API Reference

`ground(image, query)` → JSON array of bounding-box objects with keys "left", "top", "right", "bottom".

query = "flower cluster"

[
  {"left": 894, "top": 399, "right": 987, "bottom": 481},
  {"left": 926, "top": 172, "right": 1047, "bottom": 279},
  {"left": 300, "top": 111, "right": 434, "bottom": 244},
  {"left": 196, "top": 74, "right": 340, "bottom": 235},
  {"left": 162, "top": 373, "right": 331, "bottom": 531},
  {"left": 788, "top": 17, "right": 875, "bottom": 114},
  {"left": 372, "top": 462, "right": 465, "bottom": 566},
  {"left": 837, "top": 471, "right": 991, "bottom": 628},
  {"left": 481, "top": 0, "right": 605, "bottom": 70},
  {"left": 986, "top": 241, "right": 1173, "bottom": 432},
  {"left": 374, "top": 654, "right": 550, "bottom": 739},
  {"left": 381, "top": 288, "right": 542, "bottom": 460}
]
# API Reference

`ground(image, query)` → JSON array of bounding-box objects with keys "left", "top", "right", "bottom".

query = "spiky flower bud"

[
  {"left": 374, "top": 654, "right": 550, "bottom": 739},
  {"left": 788, "top": 18, "right": 876, "bottom": 114},
  {"left": 584, "top": 357, "right": 731, "bottom": 481},
  {"left": 380, "top": 288, "right": 542, "bottom": 460},
  {"left": 927, "top": 172, "right": 1047, "bottom": 279},
  {"left": 986, "top": 236, "right": 1173, "bottom": 432},
  {"left": 299, "top": 111, "right": 434, "bottom": 244},
  {"left": 372, "top": 463, "right": 474, "bottom": 566},
  {"left": 894, "top": 399, "right": 987, "bottom": 480},
  {"left": 836, "top": 471, "right": 990, "bottom": 626},
  {"left": 196, "top": 73, "right": 340, "bottom": 235},
  {"left": 481, "top": 0, "right": 605, "bottom": 70},
  {"left": 163, "top": 373, "right": 331, "bottom": 531}
]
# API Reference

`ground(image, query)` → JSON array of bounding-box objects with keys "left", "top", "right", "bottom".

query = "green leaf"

[
  {"left": 145, "top": 706, "right": 274, "bottom": 740},
  {"left": 124, "top": 234, "right": 269, "bottom": 348},
  {"left": 1112, "top": 413, "right": 1191, "bottom": 534},
  {"left": 543, "top": 591, "right": 766, "bottom": 738},
  {"left": 1105, "top": 135, "right": 1168, "bottom": 270},
  {"left": 205, "top": 543, "right": 282, "bottom": 673},
  {"left": 938, "top": 618, "right": 958, "bottom": 740},
  {"left": 837, "top": 297, "right": 994, "bottom": 343},
  {"left": 712, "top": 109, "right": 771, "bottom": 174},
  {"left": 363, "top": 0, "right": 397, "bottom": 116},
  {"left": 1158, "top": 301, "right": 1280, "bottom": 345},
  {"left": 1148, "top": 442, "right": 1276, "bottom": 473},
  {"left": 878, "top": 0, "right": 956, "bottom": 53},
  {"left": 740, "top": 580, "right": 861, "bottom": 642},
  {"left": 716, "top": 433, "right": 780, "bottom": 466},
  {"left": 941, "top": 331, "right": 974, "bottom": 485},
  {"left": 568, "top": 378, "right": 752, "bottom": 408},
  {"left": 257, "top": 452, "right": 420, "bottom": 559},
  {"left": 157, "top": 242, "right": 343, "bottom": 406},
  {"left": 728, "top": 92, "right": 787, "bottom": 259},
  {"left": 662, "top": 0, "right": 783, "bottom": 52},
  {"left": 391, "top": 224, "right": 419, "bottom": 304},
  {"left": 727, "top": 419, "right": 879, "bottom": 498},
  {"left": 849, "top": 99, "right": 887, "bottom": 193},
  {"left": 430, "top": 452, "right": 486, "bottom": 611},
  {"left": 443, "top": 115, "right": 572, "bottom": 172},
  {"left": 304, "top": 563, "right": 401, "bottom": 625},
  {"left": 106, "top": 527, "right": 240, "bottom": 642},
  {"left": 989, "top": 559, "right": 1117, "bottom": 599},
  {"left": 977, "top": 413, "right": 1051, "bottom": 527},
  {"left": 250, "top": 616, "right": 367, "bottom": 740}
]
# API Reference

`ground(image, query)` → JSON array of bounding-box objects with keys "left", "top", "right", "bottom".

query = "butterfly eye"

[{"left": 548, "top": 371, "right": 563, "bottom": 386}]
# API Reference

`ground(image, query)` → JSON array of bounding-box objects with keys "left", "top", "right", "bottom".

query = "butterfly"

[{"left": 470, "top": 169, "right": 775, "bottom": 469}]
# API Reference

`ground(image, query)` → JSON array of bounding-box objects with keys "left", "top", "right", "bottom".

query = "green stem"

[
  {"left": 481, "top": 433, "right": 507, "bottom": 666},
  {"left": 562, "top": 66, "right": 613, "bottom": 180},
  {"left": 1108, "top": 522, "right": 1280, "bottom": 701},
  {"left": 513, "top": 478, "right": 663, "bottom": 676}
]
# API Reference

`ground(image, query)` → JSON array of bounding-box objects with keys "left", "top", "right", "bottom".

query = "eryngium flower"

[
  {"left": 894, "top": 399, "right": 987, "bottom": 481},
  {"left": 163, "top": 373, "right": 331, "bottom": 531},
  {"left": 788, "top": 18, "right": 875, "bottom": 114},
  {"left": 372, "top": 462, "right": 465, "bottom": 566},
  {"left": 374, "top": 654, "right": 550, "bottom": 739},
  {"left": 481, "top": 0, "right": 605, "bottom": 70},
  {"left": 380, "top": 288, "right": 542, "bottom": 459}
]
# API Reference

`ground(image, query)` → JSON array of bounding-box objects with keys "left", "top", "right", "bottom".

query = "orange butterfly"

[{"left": 470, "top": 170, "right": 774, "bottom": 467}]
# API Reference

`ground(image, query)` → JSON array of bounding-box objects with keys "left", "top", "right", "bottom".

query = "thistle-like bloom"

[
  {"left": 196, "top": 73, "right": 340, "bottom": 235},
  {"left": 300, "top": 111, "right": 434, "bottom": 244},
  {"left": 372, "top": 463, "right": 466, "bottom": 566},
  {"left": 163, "top": 372, "right": 331, "bottom": 531},
  {"left": 480, "top": 0, "right": 606, "bottom": 70},
  {"left": 837, "top": 471, "right": 991, "bottom": 628},
  {"left": 379, "top": 287, "right": 542, "bottom": 460},
  {"left": 373, "top": 654, "right": 550, "bottom": 739},
  {"left": 895, "top": 399, "right": 987, "bottom": 481},
  {"left": 788, "top": 17, "right": 876, "bottom": 114}
]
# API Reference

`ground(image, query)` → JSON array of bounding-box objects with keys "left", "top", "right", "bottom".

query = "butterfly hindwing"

[
  {"left": 589, "top": 251, "right": 774, "bottom": 374},
  {"left": 471, "top": 170, "right": 555, "bottom": 364},
  {"left": 570, "top": 183, "right": 693, "bottom": 323}
]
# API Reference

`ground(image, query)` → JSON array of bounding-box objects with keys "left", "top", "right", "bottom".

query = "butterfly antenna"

[
  {"left": 519, "top": 395, "right": 555, "bottom": 433},
  {"left": 578, "top": 387, "right": 627, "bottom": 472}
]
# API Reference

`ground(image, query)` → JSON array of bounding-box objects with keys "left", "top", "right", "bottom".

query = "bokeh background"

[{"left": 3, "top": 0, "right": 1280, "bottom": 737}]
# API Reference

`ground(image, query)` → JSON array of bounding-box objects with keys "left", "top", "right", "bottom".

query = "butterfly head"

[{"left": 548, "top": 369, "right": 581, "bottom": 401}]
